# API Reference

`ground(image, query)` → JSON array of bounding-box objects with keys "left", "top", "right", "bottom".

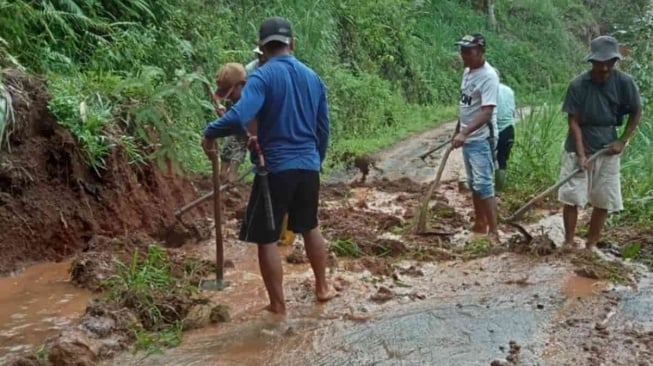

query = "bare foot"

[
  {"left": 471, "top": 224, "right": 488, "bottom": 234},
  {"left": 263, "top": 303, "right": 286, "bottom": 315},
  {"left": 316, "top": 287, "right": 339, "bottom": 303},
  {"left": 488, "top": 232, "right": 500, "bottom": 244}
]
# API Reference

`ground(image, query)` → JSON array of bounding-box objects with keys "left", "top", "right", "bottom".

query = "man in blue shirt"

[{"left": 202, "top": 17, "right": 334, "bottom": 314}]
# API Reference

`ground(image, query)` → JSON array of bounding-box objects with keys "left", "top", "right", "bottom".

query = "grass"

[
  {"left": 103, "top": 245, "right": 193, "bottom": 356},
  {"left": 329, "top": 239, "right": 362, "bottom": 258},
  {"left": 458, "top": 237, "right": 492, "bottom": 259}
]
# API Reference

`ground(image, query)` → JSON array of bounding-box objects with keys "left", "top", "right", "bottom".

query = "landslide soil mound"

[{"left": 0, "top": 70, "right": 208, "bottom": 274}]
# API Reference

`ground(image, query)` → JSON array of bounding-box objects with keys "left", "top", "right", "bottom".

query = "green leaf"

[{"left": 622, "top": 243, "right": 642, "bottom": 259}]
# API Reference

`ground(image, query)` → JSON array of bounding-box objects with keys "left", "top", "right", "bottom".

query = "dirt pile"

[
  {"left": 69, "top": 233, "right": 213, "bottom": 292},
  {"left": 0, "top": 70, "right": 211, "bottom": 274}
]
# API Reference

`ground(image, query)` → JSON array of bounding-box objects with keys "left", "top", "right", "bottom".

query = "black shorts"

[
  {"left": 497, "top": 125, "right": 515, "bottom": 170},
  {"left": 239, "top": 169, "right": 319, "bottom": 244}
]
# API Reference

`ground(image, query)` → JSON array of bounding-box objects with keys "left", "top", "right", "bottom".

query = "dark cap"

[
  {"left": 259, "top": 17, "right": 293, "bottom": 46},
  {"left": 585, "top": 35, "right": 623, "bottom": 62},
  {"left": 455, "top": 33, "right": 486, "bottom": 48}
]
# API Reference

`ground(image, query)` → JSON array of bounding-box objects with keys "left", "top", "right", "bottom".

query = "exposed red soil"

[{"left": 0, "top": 70, "right": 208, "bottom": 274}]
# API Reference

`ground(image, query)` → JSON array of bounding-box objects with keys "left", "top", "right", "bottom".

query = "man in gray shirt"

[
  {"left": 559, "top": 35, "right": 642, "bottom": 250},
  {"left": 453, "top": 33, "right": 500, "bottom": 242}
]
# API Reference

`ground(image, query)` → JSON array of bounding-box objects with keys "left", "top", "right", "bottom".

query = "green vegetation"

[
  {"left": 330, "top": 238, "right": 363, "bottom": 258},
  {"left": 1, "top": 0, "right": 636, "bottom": 176},
  {"left": 103, "top": 245, "right": 191, "bottom": 356}
]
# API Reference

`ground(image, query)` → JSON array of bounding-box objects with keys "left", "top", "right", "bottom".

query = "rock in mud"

[
  {"left": 47, "top": 330, "right": 99, "bottom": 366},
  {"left": 377, "top": 215, "right": 402, "bottom": 231},
  {"left": 370, "top": 238, "right": 407, "bottom": 257},
  {"left": 210, "top": 304, "right": 231, "bottom": 323},
  {"left": 3, "top": 355, "right": 44, "bottom": 366},
  {"left": 80, "top": 300, "right": 137, "bottom": 353},
  {"left": 370, "top": 286, "right": 395, "bottom": 303},
  {"left": 156, "top": 217, "right": 214, "bottom": 248},
  {"left": 286, "top": 246, "right": 308, "bottom": 264},
  {"left": 183, "top": 303, "right": 213, "bottom": 330},
  {"left": 399, "top": 265, "right": 425, "bottom": 277},
  {"left": 69, "top": 251, "right": 115, "bottom": 292},
  {"left": 357, "top": 257, "right": 393, "bottom": 277}
]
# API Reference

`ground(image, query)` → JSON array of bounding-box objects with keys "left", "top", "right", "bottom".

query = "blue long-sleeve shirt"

[{"left": 204, "top": 55, "right": 330, "bottom": 173}]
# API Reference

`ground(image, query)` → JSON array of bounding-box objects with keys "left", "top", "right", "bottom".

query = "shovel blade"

[
  {"left": 507, "top": 221, "right": 533, "bottom": 244},
  {"left": 200, "top": 278, "right": 230, "bottom": 291}
]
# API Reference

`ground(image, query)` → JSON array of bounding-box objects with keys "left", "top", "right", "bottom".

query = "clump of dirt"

[
  {"left": 490, "top": 340, "right": 521, "bottom": 365},
  {"left": 602, "top": 226, "right": 653, "bottom": 268},
  {"left": 424, "top": 199, "right": 467, "bottom": 232},
  {"left": 0, "top": 70, "right": 209, "bottom": 274},
  {"left": 157, "top": 217, "right": 213, "bottom": 248},
  {"left": 508, "top": 234, "right": 557, "bottom": 257},
  {"left": 210, "top": 304, "right": 231, "bottom": 323},
  {"left": 320, "top": 182, "right": 351, "bottom": 201},
  {"left": 399, "top": 265, "right": 424, "bottom": 277},
  {"left": 70, "top": 233, "right": 213, "bottom": 292},
  {"left": 571, "top": 251, "right": 636, "bottom": 285},
  {"left": 320, "top": 206, "right": 410, "bottom": 257},
  {"left": 357, "top": 177, "right": 426, "bottom": 194},
  {"left": 370, "top": 286, "right": 395, "bottom": 303},
  {"left": 3, "top": 355, "right": 43, "bottom": 366},
  {"left": 344, "top": 257, "right": 394, "bottom": 277},
  {"left": 70, "top": 251, "right": 115, "bottom": 292},
  {"left": 286, "top": 245, "right": 308, "bottom": 264}
]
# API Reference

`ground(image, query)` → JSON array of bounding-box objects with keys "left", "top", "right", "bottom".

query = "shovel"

[
  {"left": 503, "top": 148, "right": 610, "bottom": 243},
  {"left": 174, "top": 166, "right": 254, "bottom": 219},
  {"left": 419, "top": 139, "right": 450, "bottom": 163},
  {"left": 416, "top": 144, "right": 454, "bottom": 234},
  {"left": 199, "top": 141, "right": 230, "bottom": 291}
]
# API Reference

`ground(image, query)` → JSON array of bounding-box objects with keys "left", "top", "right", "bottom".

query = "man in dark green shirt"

[{"left": 558, "top": 35, "right": 643, "bottom": 250}]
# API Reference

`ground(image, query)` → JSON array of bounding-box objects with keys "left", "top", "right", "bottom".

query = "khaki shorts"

[{"left": 557, "top": 151, "right": 623, "bottom": 212}]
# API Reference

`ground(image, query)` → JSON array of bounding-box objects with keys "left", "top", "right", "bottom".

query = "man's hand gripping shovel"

[{"left": 503, "top": 148, "right": 610, "bottom": 243}]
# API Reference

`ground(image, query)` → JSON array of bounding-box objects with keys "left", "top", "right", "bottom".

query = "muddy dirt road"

[
  {"left": 2, "top": 114, "right": 652, "bottom": 366},
  {"left": 99, "top": 117, "right": 651, "bottom": 366}
]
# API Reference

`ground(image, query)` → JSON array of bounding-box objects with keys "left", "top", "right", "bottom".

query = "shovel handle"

[
  {"left": 174, "top": 166, "right": 254, "bottom": 218},
  {"left": 420, "top": 140, "right": 451, "bottom": 161},
  {"left": 211, "top": 147, "right": 225, "bottom": 282},
  {"left": 507, "top": 148, "right": 610, "bottom": 222}
]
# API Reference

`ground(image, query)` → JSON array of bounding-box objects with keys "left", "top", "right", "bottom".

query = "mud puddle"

[
  {"left": 0, "top": 261, "right": 92, "bottom": 362},
  {"left": 101, "top": 252, "right": 653, "bottom": 366}
]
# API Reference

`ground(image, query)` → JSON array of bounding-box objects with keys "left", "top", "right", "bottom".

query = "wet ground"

[
  {"left": 3, "top": 112, "right": 652, "bottom": 365},
  {"left": 0, "top": 262, "right": 92, "bottom": 362}
]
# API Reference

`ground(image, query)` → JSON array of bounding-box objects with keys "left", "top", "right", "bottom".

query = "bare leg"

[
  {"left": 471, "top": 193, "right": 488, "bottom": 234},
  {"left": 302, "top": 228, "right": 336, "bottom": 302},
  {"left": 586, "top": 207, "right": 608, "bottom": 249},
  {"left": 258, "top": 243, "right": 286, "bottom": 314},
  {"left": 563, "top": 205, "right": 578, "bottom": 246},
  {"left": 482, "top": 196, "right": 499, "bottom": 240}
]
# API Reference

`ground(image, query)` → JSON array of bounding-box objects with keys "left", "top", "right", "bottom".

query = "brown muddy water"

[
  {"left": 0, "top": 261, "right": 92, "bottom": 362},
  {"left": 101, "top": 253, "right": 653, "bottom": 366}
]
